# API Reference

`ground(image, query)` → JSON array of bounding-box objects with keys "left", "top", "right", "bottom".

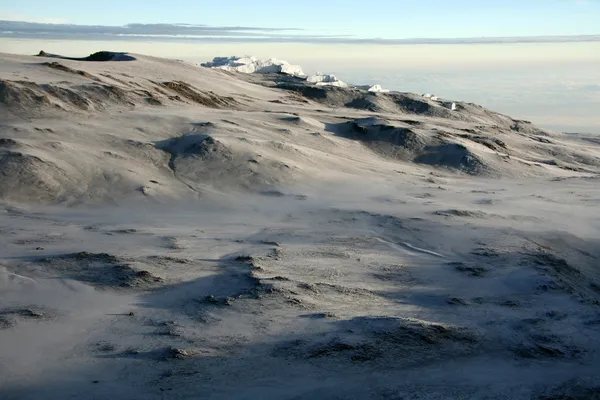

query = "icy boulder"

[
  {"left": 201, "top": 56, "right": 305, "bottom": 77},
  {"left": 306, "top": 73, "right": 348, "bottom": 87}
]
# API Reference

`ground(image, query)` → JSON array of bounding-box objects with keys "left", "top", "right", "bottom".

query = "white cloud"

[{"left": 0, "top": 14, "right": 66, "bottom": 24}]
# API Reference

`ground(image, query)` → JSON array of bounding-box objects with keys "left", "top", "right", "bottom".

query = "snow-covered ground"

[{"left": 1, "top": 51, "right": 600, "bottom": 400}]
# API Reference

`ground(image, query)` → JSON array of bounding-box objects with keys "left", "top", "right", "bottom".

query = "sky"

[{"left": 1, "top": 0, "right": 600, "bottom": 40}]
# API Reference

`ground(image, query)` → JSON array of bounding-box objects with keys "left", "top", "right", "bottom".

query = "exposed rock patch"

[
  {"left": 159, "top": 81, "right": 239, "bottom": 109},
  {"left": 11, "top": 252, "right": 164, "bottom": 289}
]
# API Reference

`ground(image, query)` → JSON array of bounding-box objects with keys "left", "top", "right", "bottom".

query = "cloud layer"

[{"left": 1, "top": 20, "right": 599, "bottom": 44}]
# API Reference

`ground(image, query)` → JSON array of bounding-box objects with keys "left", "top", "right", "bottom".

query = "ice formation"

[
  {"left": 423, "top": 93, "right": 441, "bottom": 101},
  {"left": 306, "top": 73, "right": 348, "bottom": 87},
  {"left": 367, "top": 84, "right": 390, "bottom": 93},
  {"left": 201, "top": 56, "right": 305, "bottom": 77},
  {"left": 202, "top": 56, "right": 387, "bottom": 92}
]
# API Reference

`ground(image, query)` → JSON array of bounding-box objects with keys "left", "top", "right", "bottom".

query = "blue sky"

[{"left": 1, "top": 0, "right": 600, "bottom": 39}]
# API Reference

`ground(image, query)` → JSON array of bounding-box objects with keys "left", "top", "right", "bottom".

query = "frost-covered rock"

[
  {"left": 306, "top": 73, "right": 348, "bottom": 87},
  {"left": 201, "top": 56, "right": 305, "bottom": 77}
]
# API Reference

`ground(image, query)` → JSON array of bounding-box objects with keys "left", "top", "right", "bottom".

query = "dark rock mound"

[
  {"left": 275, "top": 316, "right": 478, "bottom": 364},
  {"left": 156, "top": 134, "right": 231, "bottom": 173},
  {"left": 513, "top": 328, "right": 582, "bottom": 360},
  {"left": 37, "top": 50, "right": 136, "bottom": 62},
  {"left": 334, "top": 118, "right": 422, "bottom": 153},
  {"left": 415, "top": 143, "right": 487, "bottom": 174},
  {"left": 35, "top": 252, "right": 162, "bottom": 289},
  {"left": 527, "top": 243, "right": 600, "bottom": 304},
  {"left": 277, "top": 83, "right": 455, "bottom": 117},
  {"left": 0, "top": 307, "right": 48, "bottom": 329},
  {"left": 0, "top": 151, "right": 71, "bottom": 202},
  {"left": 433, "top": 209, "right": 490, "bottom": 218},
  {"left": 84, "top": 51, "right": 136, "bottom": 62},
  {"left": 331, "top": 118, "right": 488, "bottom": 175},
  {"left": 388, "top": 93, "right": 453, "bottom": 118},
  {"left": 448, "top": 262, "right": 489, "bottom": 277},
  {"left": 0, "top": 138, "right": 20, "bottom": 148},
  {"left": 156, "top": 134, "right": 291, "bottom": 190}
]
